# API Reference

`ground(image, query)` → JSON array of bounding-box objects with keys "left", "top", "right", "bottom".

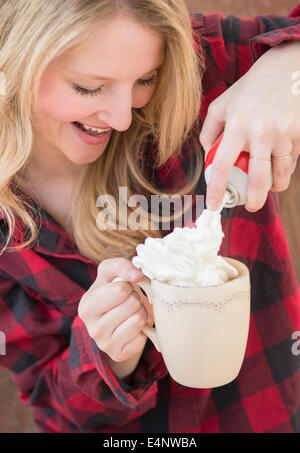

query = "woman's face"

[{"left": 32, "top": 14, "right": 165, "bottom": 167}]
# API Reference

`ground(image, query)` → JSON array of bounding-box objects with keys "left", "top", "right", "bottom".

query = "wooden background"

[
  {"left": 187, "top": 0, "right": 298, "bottom": 16},
  {"left": 0, "top": 0, "right": 299, "bottom": 433}
]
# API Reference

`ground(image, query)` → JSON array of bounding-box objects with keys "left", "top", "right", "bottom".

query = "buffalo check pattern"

[{"left": 1, "top": 6, "right": 300, "bottom": 433}]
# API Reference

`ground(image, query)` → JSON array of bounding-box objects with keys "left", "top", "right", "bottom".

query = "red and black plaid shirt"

[{"left": 1, "top": 6, "right": 300, "bottom": 434}]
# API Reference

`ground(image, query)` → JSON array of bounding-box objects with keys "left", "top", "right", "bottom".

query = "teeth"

[{"left": 82, "top": 123, "right": 111, "bottom": 133}]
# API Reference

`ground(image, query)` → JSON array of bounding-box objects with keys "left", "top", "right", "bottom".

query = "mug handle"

[{"left": 112, "top": 277, "right": 160, "bottom": 352}]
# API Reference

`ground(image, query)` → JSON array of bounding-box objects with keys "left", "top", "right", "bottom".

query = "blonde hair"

[{"left": 0, "top": 0, "right": 204, "bottom": 263}]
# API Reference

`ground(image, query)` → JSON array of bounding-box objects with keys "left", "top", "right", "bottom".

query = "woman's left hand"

[{"left": 200, "top": 41, "right": 300, "bottom": 212}]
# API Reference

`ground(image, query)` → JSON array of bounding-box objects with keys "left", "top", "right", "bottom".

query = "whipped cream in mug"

[{"left": 132, "top": 192, "right": 238, "bottom": 287}]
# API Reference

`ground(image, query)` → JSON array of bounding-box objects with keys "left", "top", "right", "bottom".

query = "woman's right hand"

[{"left": 78, "top": 258, "right": 153, "bottom": 363}]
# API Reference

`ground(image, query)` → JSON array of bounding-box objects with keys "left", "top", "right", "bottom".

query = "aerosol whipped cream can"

[{"left": 204, "top": 132, "right": 273, "bottom": 208}]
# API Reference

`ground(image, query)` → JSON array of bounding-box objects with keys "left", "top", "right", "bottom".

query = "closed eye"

[
  {"left": 72, "top": 72, "right": 158, "bottom": 97},
  {"left": 73, "top": 84, "right": 104, "bottom": 97},
  {"left": 137, "top": 73, "right": 158, "bottom": 86}
]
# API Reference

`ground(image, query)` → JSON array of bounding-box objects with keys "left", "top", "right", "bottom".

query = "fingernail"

[{"left": 129, "top": 269, "right": 142, "bottom": 280}]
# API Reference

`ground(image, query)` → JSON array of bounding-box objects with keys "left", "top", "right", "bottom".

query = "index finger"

[
  {"left": 200, "top": 102, "right": 225, "bottom": 154},
  {"left": 206, "top": 126, "right": 246, "bottom": 210},
  {"left": 97, "top": 258, "right": 144, "bottom": 285}
]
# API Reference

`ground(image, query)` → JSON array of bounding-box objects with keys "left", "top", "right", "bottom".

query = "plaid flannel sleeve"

[
  {"left": 192, "top": 4, "right": 300, "bottom": 117},
  {"left": 0, "top": 269, "right": 167, "bottom": 432},
  {"left": 250, "top": 4, "right": 300, "bottom": 61}
]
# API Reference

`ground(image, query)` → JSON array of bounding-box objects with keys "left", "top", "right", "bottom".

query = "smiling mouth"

[{"left": 72, "top": 121, "right": 111, "bottom": 137}]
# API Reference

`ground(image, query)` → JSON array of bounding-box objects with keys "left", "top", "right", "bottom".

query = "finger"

[
  {"left": 291, "top": 159, "right": 298, "bottom": 174},
  {"left": 199, "top": 100, "right": 225, "bottom": 155},
  {"left": 245, "top": 137, "right": 272, "bottom": 211},
  {"left": 109, "top": 332, "right": 147, "bottom": 362},
  {"left": 112, "top": 305, "right": 148, "bottom": 347},
  {"left": 121, "top": 332, "right": 148, "bottom": 359},
  {"left": 291, "top": 142, "right": 300, "bottom": 174},
  {"left": 81, "top": 280, "right": 135, "bottom": 321},
  {"left": 97, "top": 258, "right": 144, "bottom": 284},
  {"left": 271, "top": 138, "right": 293, "bottom": 192},
  {"left": 100, "top": 330, "right": 147, "bottom": 363},
  {"left": 206, "top": 124, "right": 246, "bottom": 210},
  {"left": 97, "top": 291, "right": 142, "bottom": 339}
]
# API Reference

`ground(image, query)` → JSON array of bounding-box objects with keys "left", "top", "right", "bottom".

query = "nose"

[{"left": 96, "top": 89, "right": 133, "bottom": 132}]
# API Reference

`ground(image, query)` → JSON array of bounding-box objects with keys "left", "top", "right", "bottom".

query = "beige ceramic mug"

[{"left": 114, "top": 257, "right": 251, "bottom": 389}]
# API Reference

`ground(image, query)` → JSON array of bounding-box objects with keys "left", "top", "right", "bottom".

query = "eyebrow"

[{"left": 65, "top": 62, "right": 163, "bottom": 81}]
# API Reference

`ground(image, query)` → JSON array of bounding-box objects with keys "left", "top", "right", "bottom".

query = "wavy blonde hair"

[{"left": 0, "top": 0, "right": 204, "bottom": 263}]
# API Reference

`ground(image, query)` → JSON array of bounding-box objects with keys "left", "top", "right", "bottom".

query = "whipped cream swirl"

[{"left": 132, "top": 192, "right": 238, "bottom": 287}]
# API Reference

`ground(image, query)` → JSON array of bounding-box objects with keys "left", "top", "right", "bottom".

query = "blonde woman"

[{"left": 0, "top": 0, "right": 299, "bottom": 433}]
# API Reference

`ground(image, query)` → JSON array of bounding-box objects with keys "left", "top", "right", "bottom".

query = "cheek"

[
  {"left": 34, "top": 72, "right": 92, "bottom": 122},
  {"left": 133, "top": 87, "right": 156, "bottom": 109}
]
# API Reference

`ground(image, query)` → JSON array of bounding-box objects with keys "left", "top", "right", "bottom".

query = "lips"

[
  {"left": 71, "top": 121, "right": 112, "bottom": 146},
  {"left": 73, "top": 121, "right": 110, "bottom": 137}
]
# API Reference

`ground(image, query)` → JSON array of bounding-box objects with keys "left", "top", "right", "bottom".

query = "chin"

[{"left": 66, "top": 149, "right": 105, "bottom": 166}]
